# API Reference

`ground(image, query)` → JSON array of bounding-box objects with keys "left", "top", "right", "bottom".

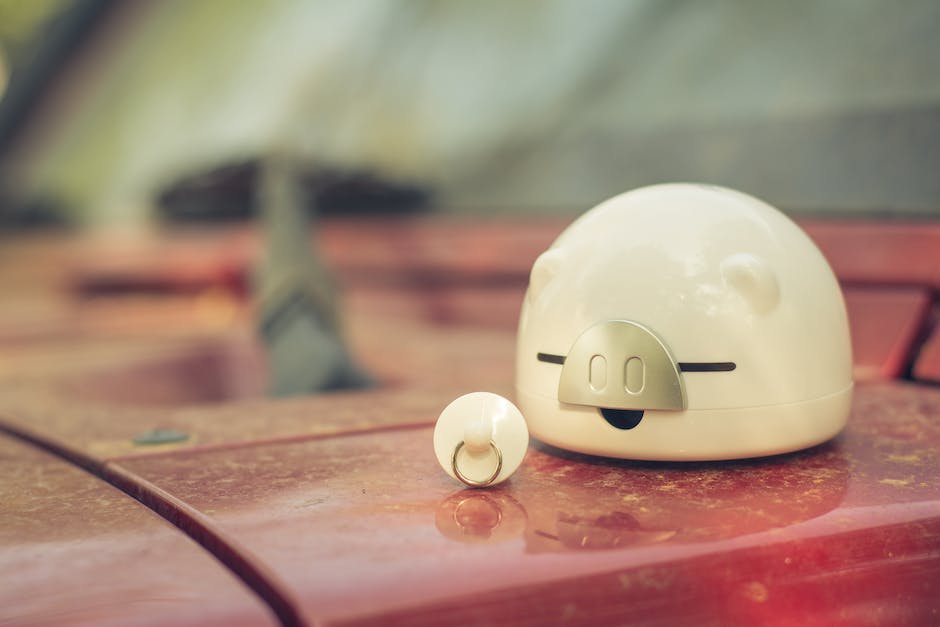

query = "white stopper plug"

[{"left": 433, "top": 392, "right": 529, "bottom": 488}]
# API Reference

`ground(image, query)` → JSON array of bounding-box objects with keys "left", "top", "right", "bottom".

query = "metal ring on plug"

[{"left": 452, "top": 440, "right": 503, "bottom": 488}]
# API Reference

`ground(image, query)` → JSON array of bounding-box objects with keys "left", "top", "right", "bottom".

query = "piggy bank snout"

[{"left": 558, "top": 320, "right": 687, "bottom": 411}]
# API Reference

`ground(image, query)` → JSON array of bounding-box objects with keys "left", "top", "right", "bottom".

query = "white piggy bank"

[{"left": 515, "top": 184, "right": 853, "bottom": 461}]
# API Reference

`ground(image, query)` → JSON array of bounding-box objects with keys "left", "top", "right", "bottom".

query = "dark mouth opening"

[{"left": 600, "top": 408, "right": 645, "bottom": 430}]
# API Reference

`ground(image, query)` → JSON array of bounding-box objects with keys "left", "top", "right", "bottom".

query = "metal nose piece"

[{"left": 558, "top": 320, "right": 686, "bottom": 411}]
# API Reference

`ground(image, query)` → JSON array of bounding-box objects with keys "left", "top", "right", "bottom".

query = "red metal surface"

[
  {"left": 0, "top": 433, "right": 276, "bottom": 627},
  {"left": 799, "top": 220, "right": 940, "bottom": 289},
  {"left": 843, "top": 286, "right": 933, "bottom": 381},
  {"left": 3, "top": 218, "right": 940, "bottom": 626},
  {"left": 3, "top": 377, "right": 939, "bottom": 626},
  {"left": 57, "top": 219, "right": 940, "bottom": 388},
  {"left": 60, "top": 218, "right": 940, "bottom": 296},
  {"left": 322, "top": 219, "right": 940, "bottom": 294},
  {"left": 106, "top": 381, "right": 940, "bottom": 626},
  {"left": 913, "top": 321, "right": 940, "bottom": 384}
]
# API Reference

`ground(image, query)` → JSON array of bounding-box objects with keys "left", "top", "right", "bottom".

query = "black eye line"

[
  {"left": 677, "top": 362, "right": 736, "bottom": 372},
  {"left": 536, "top": 352, "right": 566, "bottom": 365},
  {"left": 536, "top": 353, "right": 736, "bottom": 372}
]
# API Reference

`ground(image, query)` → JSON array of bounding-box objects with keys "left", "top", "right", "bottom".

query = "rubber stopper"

[{"left": 433, "top": 392, "right": 529, "bottom": 488}]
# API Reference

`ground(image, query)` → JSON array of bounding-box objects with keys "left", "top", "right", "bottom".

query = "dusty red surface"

[
  {"left": 1, "top": 217, "right": 939, "bottom": 626},
  {"left": 0, "top": 433, "right": 276, "bottom": 627},
  {"left": 842, "top": 286, "right": 933, "bottom": 381},
  {"left": 113, "top": 382, "right": 940, "bottom": 626},
  {"left": 913, "top": 322, "right": 940, "bottom": 384}
]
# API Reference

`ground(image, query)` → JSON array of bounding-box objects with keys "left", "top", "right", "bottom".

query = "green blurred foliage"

[{"left": 0, "top": 0, "right": 68, "bottom": 62}]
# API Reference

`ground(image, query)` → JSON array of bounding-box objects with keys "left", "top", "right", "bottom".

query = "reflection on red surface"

[
  {"left": 521, "top": 442, "right": 850, "bottom": 552},
  {"left": 98, "top": 385, "right": 940, "bottom": 627},
  {"left": 436, "top": 442, "right": 850, "bottom": 552},
  {"left": 436, "top": 492, "right": 528, "bottom": 544}
]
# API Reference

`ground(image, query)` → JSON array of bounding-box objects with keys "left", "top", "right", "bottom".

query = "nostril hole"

[
  {"left": 589, "top": 355, "right": 607, "bottom": 391},
  {"left": 624, "top": 357, "right": 645, "bottom": 394}
]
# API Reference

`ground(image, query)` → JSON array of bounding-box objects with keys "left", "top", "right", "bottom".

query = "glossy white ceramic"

[{"left": 515, "top": 183, "right": 853, "bottom": 460}]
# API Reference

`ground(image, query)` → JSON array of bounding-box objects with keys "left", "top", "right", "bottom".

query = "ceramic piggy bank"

[{"left": 515, "top": 184, "right": 853, "bottom": 460}]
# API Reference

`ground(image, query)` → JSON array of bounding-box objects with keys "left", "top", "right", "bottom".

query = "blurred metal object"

[{"left": 255, "top": 156, "right": 372, "bottom": 396}]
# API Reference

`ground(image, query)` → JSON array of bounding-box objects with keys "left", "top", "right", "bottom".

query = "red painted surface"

[
  {"left": 105, "top": 381, "right": 940, "bottom": 626},
  {"left": 2, "top": 218, "right": 940, "bottom": 626},
  {"left": 321, "top": 219, "right": 940, "bottom": 295},
  {"left": 913, "top": 323, "right": 940, "bottom": 384},
  {"left": 0, "top": 433, "right": 276, "bottom": 627},
  {"left": 60, "top": 218, "right": 940, "bottom": 295},
  {"left": 56, "top": 218, "right": 940, "bottom": 388},
  {"left": 3, "top": 377, "right": 940, "bottom": 626},
  {"left": 843, "top": 286, "right": 933, "bottom": 380},
  {"left": 799, "top": 220, "right": 940, "bottom": 289}
]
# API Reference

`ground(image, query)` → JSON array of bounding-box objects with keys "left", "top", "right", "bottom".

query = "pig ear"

[
  {"left": 721, "top": 253, "right": 780, "bottom": 314},
  {"left": 528, "top": 248, "right": 565, "bottom": 303}
]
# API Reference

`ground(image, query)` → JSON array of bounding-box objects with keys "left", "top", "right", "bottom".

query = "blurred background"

[
  {"left": 0, "top": 0, "right": 938, "bottom": 228},
  {"left": 0, "top": 0, "right": 939, "bottom": 400}
]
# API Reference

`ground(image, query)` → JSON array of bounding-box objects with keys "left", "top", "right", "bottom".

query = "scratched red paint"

[
  {"left": 0, "top": 434, "right": 276, "bottom": 627},
  {"left": 110, "top": 382, "right": 940, "bottom": 626}
]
